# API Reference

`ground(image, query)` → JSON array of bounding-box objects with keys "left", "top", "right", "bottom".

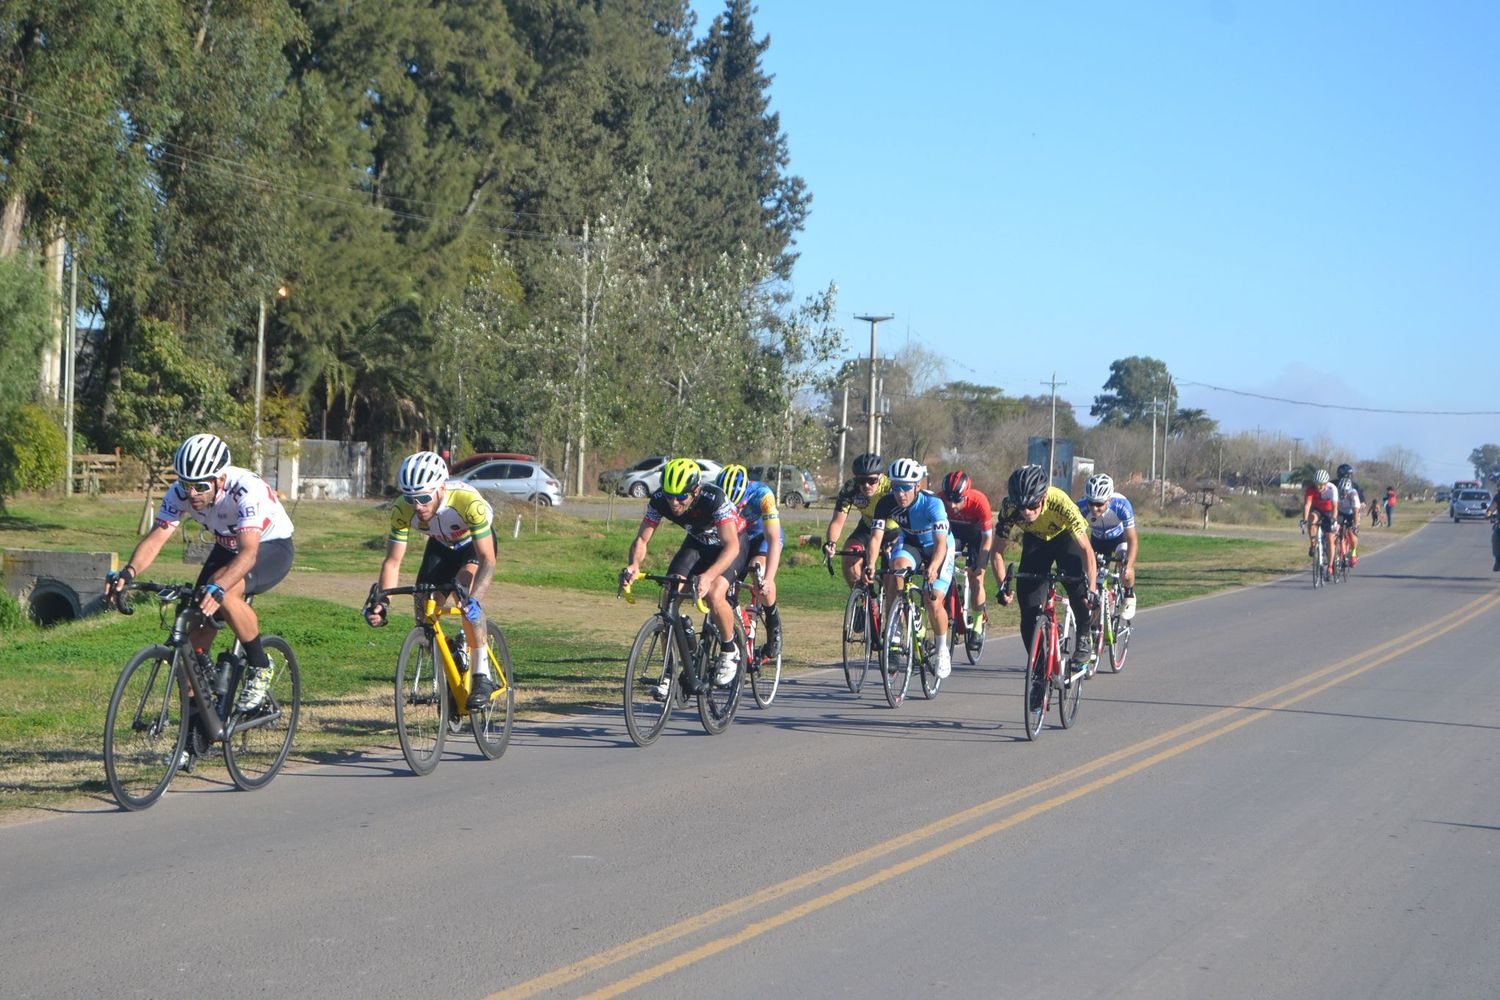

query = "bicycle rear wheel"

[
  {"left": 223, "top": 636, "right": 301, "bottom": 790},
  {"left": 1056, "top": 605, "right": 1082, "bottom": 729},
  {"left": 1022, "top": 622, "right": 1049, "bottom": 741},
  {"left": 395, "top": 627, "right": 448, "bottom": 775},
  {"left": 624, "top": 617, "right": 676, "bottom": 746},
  {"left": 471, "top": 620, "right": 516, "bottom": 759},
  {"left": 699, "top": 618, "right": 746, "bottom": 734},
  {"left": 841, "top": 588, "right": 872, "bottom": 694},
  {"left": 880, "top": 598, "right": 913, "bottom": 709},
  {"left": 964, "top": 603, "right": 986, "bottom": 664},
  {"left": 919, "top": 614, "right": 942, "bottom": 700},
  {"left": 104, "top": 645, "right": 188, "bottom": 811},
  {"left": 747, "top": 605, "right": 782, "bottom": 708},
  {"left": 1106, "top": 587, "right": 1130, "bottom": 673}
]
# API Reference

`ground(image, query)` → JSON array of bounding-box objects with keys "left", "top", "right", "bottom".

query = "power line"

[{"left": 1177, "top": 379, "right": 1500, "bottom": 416}]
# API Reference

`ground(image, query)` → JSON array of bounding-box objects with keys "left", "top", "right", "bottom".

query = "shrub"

[
  {"left": 0, "top": 587, "right": 25, "bottom": 632},
  {"left": 0, "top": 403, "right": 68, "bottom": 505}
]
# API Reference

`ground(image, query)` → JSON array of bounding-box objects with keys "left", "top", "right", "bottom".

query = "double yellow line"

[{"left": 492, "top": 586, "right": 1500, "bottom": 1000}]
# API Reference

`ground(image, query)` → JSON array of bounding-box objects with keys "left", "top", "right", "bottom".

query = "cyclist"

[
  {"left": 1485, "top": 486, "right": 1500, "bottom": 572},
  {"left": 716, "top": 464, "right": 783, "bottom": 659},
  {"left": 1078, "top": 473, "right": 1138, "bottom": 621},
  {"left": 1333, "top": 463, "right": 1364, "bottom": 567},
  {"left": 939, "top": 469, "right": 994, "bottom": 632},
  {"left": 104, "top": 433, "right": 295, "bottom": 723},
  {"left": 1300, "top": 469, "right": 1339, "bottom": 577},
  {"left": 863, "top": 458, "right": 956, "bottom": 679},
  {"left": 822, "top": 452, "right": 892, "bottom": 596},
  {"left": 993, "top": 464, "right": 1097, "bottom": 677},
  {"left": 364, "top": 450, "right": 500, "bottom": 711},
  {"left": 621, "top": 458, "right": 745, "bottom": 693}
]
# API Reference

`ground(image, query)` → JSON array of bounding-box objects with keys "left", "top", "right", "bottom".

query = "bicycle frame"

[{"left": 377, "top": 582, "right": 510, "bottom": 717}]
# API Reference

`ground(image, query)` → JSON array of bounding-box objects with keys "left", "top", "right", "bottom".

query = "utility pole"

[
  {"left": 1289, "top": 436, "right": 1302, "bottom": 473},
  {"left": 1159, "top": 376, "right": 1173, "bottom": 507},
  {"left": 1042, "top": 372, "right": 1066, "bottom": 484},
  {"left": 576, "top": 217, "right": 589, "bottom": 497},
  {"left": 836, "top": 383, "right": 850, "bottom": 481},
  {"left": 854, "top": 314, "right": 893, "bottom": 454},
  {"left": 64, "top": 241, "right": 77, "bottom": 496},
  {"left": 253, "top": 284, "right": 289, "bottom": 477},
  {"left": 1149, "top": 397, "right": 1158, "bottom": 483}
]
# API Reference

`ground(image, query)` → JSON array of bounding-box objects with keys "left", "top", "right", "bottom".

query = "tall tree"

[
  {"left": 1468, "top": 444, "right": 1500, "bottom": 482},
  {"left": 1090, "top": 355, "right": 1173, "bottom": 427}
]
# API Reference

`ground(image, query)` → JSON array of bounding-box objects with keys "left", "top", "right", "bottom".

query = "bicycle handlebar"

[{"left": 106, "top": 580, "right": 202, "bottom": 617}]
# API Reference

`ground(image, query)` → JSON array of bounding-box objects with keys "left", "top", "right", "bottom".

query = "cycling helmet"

[
  {"left": 1339, "top": 477, "right": 1354, "bottom": 493},
  {"left": 660, "top": 457, "right": 701, "bottom": 495},
  {"left": 398, "top": 450, "right": 449, "bottom": 494},
  {"left": 715, "top": 464, "right": 749, "bottom": 505},
  {"left": 173, "top": 433, "right": 231, "bottom": 481},
  {"left": 1315, "top": 468, "right": 1330, "bottom": 485},
  {"left": 1336, "top": 463, "right": 1353, "bottom": 478},
  {"left": 941, "top": 470, "right": 970, "bottom": 503},
  {"left": 1007, "top": 464, "right": 1049, "bottom": 507},
  {"left": 1085, "top": 473, "right": 1115, "bottom": 504},
  {"left": 852, "top": 452, "right": 884, "bottom": 477},
  {"left": 888, "top": 458, "right": 923, "bottom": 485}
]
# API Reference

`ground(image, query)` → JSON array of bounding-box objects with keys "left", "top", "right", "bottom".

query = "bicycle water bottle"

[{"left": 212, "top": 651, "right": 237, "bottom": 699}]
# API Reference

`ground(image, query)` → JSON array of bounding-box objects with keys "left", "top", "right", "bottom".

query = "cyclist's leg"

[
  {"left": 1015, "top": 537, "right": 1049, "bottom": 659},
  {"left": 219, "top": 537, "right": 294, "bottom": 711},
  {"left": 841, "top": 522, "right": 872, "bottom": 588},
  {"left": 1053, "top": 539, "right": 1092, "bottom": 667},
  {"left": 924, "top": 543, "right": 955, "bottom": 640}
]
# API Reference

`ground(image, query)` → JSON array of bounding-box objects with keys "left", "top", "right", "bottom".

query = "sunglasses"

[
  {"left": 891, "top": 482, "right": 917, "bottom": 493},
  {"left": 857, "top": 476, "right": 881, "bottom": 486},
  {"left": 403, "top": 491, "right": 437, "bottom": 505},
  {"left": 1088, "top": 501, "right": 1108, "bottom": 510},
  {"left": 184, "top": 479, "right": 216, "bottom": 495},
  {"left": 662, "top": 491, "right": 692, "bottom": 502},
  {"left": 1021, "top": 500, "right": 1044, "bottom": 511}
]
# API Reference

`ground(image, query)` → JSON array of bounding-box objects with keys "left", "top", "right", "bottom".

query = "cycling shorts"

[
  {"left": 667, "top": 536, "right": 750, "bottom": 585},
  {"left": 197, "top": 537, "right": 294, "bottom": 597},
  {"left": 416, "top": 537, "right": 481, "bottom": 588},
  {"left": 889, "top": 539, "right": 956, "bottom": 596}
]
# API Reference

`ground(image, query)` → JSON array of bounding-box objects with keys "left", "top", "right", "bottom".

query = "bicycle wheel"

[
  {"left": 395, "top": 627, "right": 448, "bottom": 775},
  {"left": 964, "top": 598, "right": 986, "bottom": 664},
  {"left": 880, "top": 598, "right": 914, "bottom": 709},
  {"left": 223, "top": 636, "right": 301, "bottom": 790},
  {"left": 1022, "top": 621, "right": 1049, "bottom": 741},
  {"left": 1056, "top": 605, "right": 1082, "bottom": 729},
  {"left": 104, "top": 645, "right": 188, "bottom": 811},
  {"left": 699, "top": 618, "right": 746, "bottom": 734},
  {"left": 919, "top": 611, "right": 943, "bottom": 700},
  {"left": 623, "top": 617, "right": 676, "bottom": 747},
  {"left": 841, "top": 588, "right": 872, "bottom": 694},
  {"left": 471, "top": 620, "right": 516, "bottom": 760},
  {"left": 1089, "top": 586, "right": 1108, "bottom": 679},
  {"left": 748, "top": 606, "right": 782, "bottom": 708},
  {"left": 1106, "top": 586, "right": 1130, "bottom": 673}
]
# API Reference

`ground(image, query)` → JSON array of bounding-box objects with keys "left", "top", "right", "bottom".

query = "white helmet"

[
  {"left": 1315, "top": 468, "right": 1330, "bottom": 485},
  {"left": 888, "top": 458, "right": 923, "bottom": 485},
  {"left": 173, "top": 433, "right": 230, "bottom": 481},
  {"left": 399, "top": 451, "right": 449, "bottom": 494},
  {"left": 1085, "top": 473, "right": 1115, "bottom": 504}
]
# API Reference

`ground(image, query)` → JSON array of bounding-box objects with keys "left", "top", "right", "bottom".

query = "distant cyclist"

[
  {"left": 822, "top": 451, "right": 893, "bottom": 597},
  {"left": 1077, "top": 473, "right": 1137, "bottom": 620},
  {"left": 1333, "top": 463, "right": 1364, "bottom": 567},
  {"left": 863, "top": 458, "right": 956, "bottom": 679},
  {"left": 715, "top": 464, "right": 783, "bottom": 659},
  {"left": 993, "top": 464, "right": 1097, "bottom": 677},
  {"left": 105, "top": 434, "right": 295, "bottom": 717},
  {"left": 939, "top": 469, "right": 994, "bottom": 631},
  {"left": 365, "top": 450, "right": 500, "bottom": 711},
  {"left": 621, "top": 458, "right": 744, "bottom": 692},
  {"left": 1300, "top": 469, "right": 1339, "bottom": 577}
]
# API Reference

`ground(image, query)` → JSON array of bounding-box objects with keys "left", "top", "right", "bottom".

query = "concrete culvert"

[{"left": 28, "top": 583, "right": 82, "bottom": 626}]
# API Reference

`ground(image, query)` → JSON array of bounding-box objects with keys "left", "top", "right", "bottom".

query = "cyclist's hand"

[
  {"left": 364, "top": 598, "right": 389, "bottom": 628},
  {"left": 821, "top": 541, "right": 836, "bottom": 558},
  {"left": 197, "top": 582, "right": 225, "bottom": 616},
  {"left": 1298, "top": 519, "right": 1307, "bottom": 535},
  {"left": 104, "top": 566, "right": 133, "bottom": 598},
  {"left": 1086, "top": 589, "right": 1101, "bottom": 610},
  {"left": 463, "top": 597, "right": 483, "bottom": 622},
  {"left": 619, "top": 566, "right": 638, "bottom": 589}
]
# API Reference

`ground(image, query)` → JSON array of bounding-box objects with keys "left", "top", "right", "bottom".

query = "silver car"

[
  {"left": 745, "top": 464, "right": 820, "bottom": 508},
  {"left": 616, "top": 457, "right": 722, "bottom": 498},
  {"left": 456, "top": 459, "right": 564, "bottom": 507},
  {"left": 1449, "top": 489, "right": 1491, "bottom": 521}
]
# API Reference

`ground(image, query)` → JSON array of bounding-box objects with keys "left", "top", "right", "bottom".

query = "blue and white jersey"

[
  {"left": 1078, "top": 493, "right": 1135, "bottom": 542},
  {"left": 738, "top": 480, "right": 782, "bottom": 541},
  {"left": 872, "top": 490, "right": 953, "bottom": 554}
]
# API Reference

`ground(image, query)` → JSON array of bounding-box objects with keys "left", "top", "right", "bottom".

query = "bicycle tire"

[
  {"left": 880, "top": 596, "right": 914, "bottom": 709},
  {"left": 699, "top": 617, "right": 745, "bottom": 734},
  {"left": 964, "top": 602, "right": 986, "bottom": 664},
  {"left": 1106, "top": 586, "right": 1130, "bottom": 673},
  {"left": 395, "top": 627, "right": 448, "bottom": 775},
  {"left": 471, "top": 620, "right": 516, "bottom": 759},
  {"left": 623, "top": 617, "right": 676, "bottom": 747},
  {"left": 919, "top": 611, "right": 942, "bottom": 700},
  {"left": 1312, "top": 534, "right": 1324, "bottom": 588},
  {"left": 223, "top": 635, "right": 301, "bottom": 790},
  {"left": 1022, "top": 621, "right": 1049, "bottom": 741},
  {"left": 1089, "top": 585, "right": 1108, "bottom": 679},
  {"left": 841, "top": 588, "right": 872, "bottom": 694},
  {"left": 104, "top": 644, "right": 188, "bottom": 811},
  {"left": 1057, "top": 604, "right": 1082, "bottom": 729},
  {"left": 748, "top": 605, "right": 782, "bottom": 708}
]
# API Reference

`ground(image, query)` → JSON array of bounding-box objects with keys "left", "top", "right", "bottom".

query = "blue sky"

[{"left": 714, "top": 1, "right": 1500, "bottom": 481}]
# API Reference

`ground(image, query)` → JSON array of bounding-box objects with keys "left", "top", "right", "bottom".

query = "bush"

[
  {"left": 0, "top": 587, "right": 25, "bottom": 632},
  {"left": 0, "top": 403, "right": 68, "bottom": 504}
]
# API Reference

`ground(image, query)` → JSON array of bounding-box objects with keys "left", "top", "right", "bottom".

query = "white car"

[
  {"left": 455, "top": 458, "right": 564, "bottom": 506},
  {"left": 616, "top": 457, "right": 722, "bottom": 498}
]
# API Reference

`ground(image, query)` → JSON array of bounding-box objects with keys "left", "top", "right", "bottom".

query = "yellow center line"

[{"left": 491, "top": 588, "right": 1500, "bottom": 1000}]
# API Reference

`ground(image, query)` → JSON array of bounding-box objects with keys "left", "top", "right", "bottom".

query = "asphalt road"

[{"left": 4, "top": 518, "right": 1498, "bottom": 1000}]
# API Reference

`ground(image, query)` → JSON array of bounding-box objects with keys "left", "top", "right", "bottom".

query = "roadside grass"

[{"left": 0, "top": 495, "right": 1439, "bottom": 814}]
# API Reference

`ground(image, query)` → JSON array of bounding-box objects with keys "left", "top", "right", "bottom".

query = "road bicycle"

[
  {"left": 103, "top": 581, "right": 301, "bottom": 810},
  {"left": 739, "top": 563, "right": 781, "bottom": 708},
  {"left": 944, "top": 551, "right": 987, "bottom": 665},
  {"left": 877, "top": 566, "right": 944, "bottom": 707},
  {"left": 829, "top": 548, "right": 881, "bottom": 694},
  {"left": 1004, "top": 565, "right": 1086, "bottom": 741},
  {"left": 368, "top": 581, "right": 515, "bottom": 776},
  {"left": 1301, "top": 518, "right": 1335, "bottom": 588},
  {"left": 619, "top": 574, "right": 748, "bottom": 746},
  {"left": 1090, "top": 551, "right": 1131, "bottom": 675}
]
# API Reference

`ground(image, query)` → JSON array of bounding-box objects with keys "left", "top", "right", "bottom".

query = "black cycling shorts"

[
  {"left": 415, "top": 538, "right": 481, "bottom": 588},
  {"left": 667, "top": 536, "right": 750, "bottom": 586}
]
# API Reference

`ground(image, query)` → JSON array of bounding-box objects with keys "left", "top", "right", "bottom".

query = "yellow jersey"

[
  {"left": 388, "top": 482, "right": 494, "bottom": 550},
  {"left": 996, "top": 485, "right": 1089, "bottom": 544}
]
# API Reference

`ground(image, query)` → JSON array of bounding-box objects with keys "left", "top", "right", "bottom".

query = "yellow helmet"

[
  {"left": 660, "top": 458, "right": 701, "bottom": 496},
  {"left": 715, "top": 464, "right": 749, "bottom": 505}
]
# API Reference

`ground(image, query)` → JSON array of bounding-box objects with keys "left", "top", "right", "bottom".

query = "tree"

[
  {"left": 1468, "top": 444, "right": 1500, "bottom": 482},
  {"left": 0, "top": 256, "right": 51, "bottom": 405},
  {"left": 1171, "top": 407, "right": 1218, "bottom": 437},
  {"left": 1091, "top": 356, "right": 1173, "bottom": 427},
  {"left": 0, "top": 404, "right": 65, "bottom": 508}
]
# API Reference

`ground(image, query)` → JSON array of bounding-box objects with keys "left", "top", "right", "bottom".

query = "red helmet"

[{"left": 942, "top": 470, "right": 970, "bottom": 504}]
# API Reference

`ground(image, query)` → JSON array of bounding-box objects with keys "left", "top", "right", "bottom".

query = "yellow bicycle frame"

[{"left": 421, "top": 595, "right": 508, "bottom": 718}]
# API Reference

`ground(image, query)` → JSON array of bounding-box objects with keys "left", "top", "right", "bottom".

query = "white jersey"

[{"left": 154, "top": 465, "right": 294, "bottom": 551}]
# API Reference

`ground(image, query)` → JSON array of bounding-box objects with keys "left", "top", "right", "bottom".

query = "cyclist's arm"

[
  {"left": 377, "top": 539, "right": 407, "bottom": 592},
  {"left": 1071, "top": 530, "right": 1097, "bottom": 592},
  {"left": 468, "top": 532, "right": 497, "bottom": 602},
  {"left": 703, "top": 521, "right": 741, "bottom": 582},
  {"left": 117, "top": 522, "right": 176, "bottom": 585},
  {"left": 863, "top": 523, "right": 886, "bottom": 580},
  {"left": 623, "top": 518, "right": 657, "bottom": 583},
  {"left": 208, "top": 528, "right": 261, "bottom": 594},
  {"left": 926, "top": 530, "right": 949, "bottom": 586},
  {"left": 1121, "top": 523, "right": 1138, "bottom": 587},
  {"left": 976, "top": 527, "right": 995, "bottom": 576},
  {"left": 763, "top": 522, "right": 784, "bottom": 584},
  {"left": 822, "top": 509, "right": 848, "bottom": 554}
]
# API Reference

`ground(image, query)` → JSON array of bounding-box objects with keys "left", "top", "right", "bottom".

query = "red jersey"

[
  {"left": 943, "top": 489, "right": 994, "bottom": 533},
  {"left": 1304, "top": 482, "right": 1337, "bottom": 514}
]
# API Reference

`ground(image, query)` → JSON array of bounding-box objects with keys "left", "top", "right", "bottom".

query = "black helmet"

[
  {"left": 1336, "top": 463, "right": 1353, "bottom": 478},
  {"left": 1007, "top": 464, "right": 1049, "bottom": 507},
  {"left": 852, "top": 452, "right": 883, "bottom": 477}
]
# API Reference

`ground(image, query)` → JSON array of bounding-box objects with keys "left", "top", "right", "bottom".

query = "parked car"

[
  {"left": 1434, "top": 488, "right": 1451, "bottom": 503},
  {"left": 448, "top": 452, "right": 536, "bottom": 477},
  {"left": 615, "top": 456, "right": 722, "bottom": 498},
  {"left": 455, "top": 457, "right": 564, "bottom": 507},
  {"left": 599, "top": 455, "right": 667, "bottom": 495},
  {"left": 1449, "top": 489, "right": 1491, "bottom": 521},
  {"left": 745, "top": 464, "right": 819, "bottom": 508}
]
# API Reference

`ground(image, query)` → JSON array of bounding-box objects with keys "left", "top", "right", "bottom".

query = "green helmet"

[{"left": 660, "top": 458, "right": 701, "bottom": 496}]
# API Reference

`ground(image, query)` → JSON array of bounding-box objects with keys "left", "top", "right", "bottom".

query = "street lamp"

[
  {"left": 854, "top": 314, "right": 893, "bottom": 454},
  {"left": 253, "top": 284, "right": 290, "bottom": 475}
]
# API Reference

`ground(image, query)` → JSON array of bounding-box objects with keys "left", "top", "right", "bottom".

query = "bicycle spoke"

[
  {"left": 223, "top": 636, "right": 301, "bottom": 790},
  {"left": 471, "top": 620, "right": 516, "bottom": 759},
  {"left": 104, "top": 646, "right": 187, "bottom": 811},
  {"left": 623, "top": 618, "right": 675, "bottom": 746},
  {"left": 394, "top": 628, "right": 447, "bottom": 774}
]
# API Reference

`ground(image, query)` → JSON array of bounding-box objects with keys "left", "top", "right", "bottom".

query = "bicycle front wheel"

[
  {"left": 748, "top": 606, "right": 782, "bottom": 708},
  {"left": 1106, "top": 588, "right": 1130, "bottom": 673},
  {"left": 624, "top": 617, "right": 675, "bottom": 747},
  {"left": 472, "top": 620, "right": 516, "bottom": 759},
  {"left": 880, "top": 599, "right": 913, "bottom": 709},
  {"left": 1022, "top": 621, "right": 1049, "bottom": 741},
  {"left": 699, "top": 618, "right": 746, "bottom": 734},
  {"left": 395, "top": 628, "right": 448, "bottom": 775},
  {"left": 841, "top": 588, "right": 872, "bottom": 694},
  {"left": 104, "top": 645, "right": 188, "bottom": 811},
  {"left": 1056, "top": 605, "right": 1082, "bottom": 729},
  {"left": 223, "top": 636, "right": 301, "bottom": 790}
]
